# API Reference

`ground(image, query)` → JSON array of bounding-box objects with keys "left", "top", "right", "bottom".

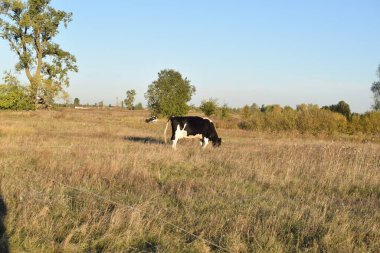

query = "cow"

[
  {"left": 145, "top": 115, "right": 158, "bottom": 123},
  {"left": 164, "top": 116, "right": 222, "bottom": 150}
]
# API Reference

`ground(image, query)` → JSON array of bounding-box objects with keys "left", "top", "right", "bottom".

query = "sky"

[{"left": 1, "top": 0, "right": 379, "bottom": 112}]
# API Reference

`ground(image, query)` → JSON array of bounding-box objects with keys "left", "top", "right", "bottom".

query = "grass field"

[{"left": 0, "top": 109, "right": 379, "bottom": 252}]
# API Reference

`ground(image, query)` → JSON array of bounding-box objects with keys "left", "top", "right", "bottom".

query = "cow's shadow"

[
  {"left": 0, "top": 196, "right": 9, "bottom": 253},
  {"left": 123, "top": 136, "right": 165, "bottom": 145}
]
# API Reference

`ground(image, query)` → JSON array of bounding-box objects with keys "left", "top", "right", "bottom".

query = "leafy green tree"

[
  {"left": 134, "top": 102, "right": 143, "bottom": 110},
  {"left": 124, "top": 89, "right": 136, "bottom": 110},
  {"left": 199, "top": 98, "right": 218, "bottom": 116},
  {"left": 145, "top": 69, "right": 196, "bottom": 117},
  {"left": 0, "top": 0, "right": 78, "bottom": 106},
  {"left": 371, "top": 64, "right": 380, "bottom": 110},
  {"left": 322, "top": 100, "right": 351, "bottom": 121},
  {"left": 73, "top": 97, "right": 80, "bottom": 106}
]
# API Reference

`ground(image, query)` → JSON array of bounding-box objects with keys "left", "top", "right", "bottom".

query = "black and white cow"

[
  {"left": 145, "top": 115, "right": 158, "bottom": 123},
  {"left": 164, "top": 116, "right": 222, "bottom": 149}
]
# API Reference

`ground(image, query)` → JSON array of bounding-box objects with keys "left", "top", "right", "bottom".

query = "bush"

[
  {"left": 239, "top": 104, "right": 348, "bottom": 135},
  {"left": 322, "top": 100, "right": 352, "bottom": 121},
  {"left": 350, "top": 111, "right": 380, "bottom": 134},
  {"left": 199, "top": 98, "right": 218, "bottom": 116},
  {"left": 0, "top": 84, "right": 34, "bottom": 110}
]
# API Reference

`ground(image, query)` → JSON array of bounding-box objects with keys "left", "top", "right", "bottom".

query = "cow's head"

[{"left": 213, "top": 137, "right": 222, "bottom": 147}]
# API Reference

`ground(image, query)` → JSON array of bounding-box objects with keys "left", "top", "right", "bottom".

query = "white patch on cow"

[
  {"left": 202, "top": 137, "right": 209, "bottom": 149},
  {"left": 172, "top": 124, "right": 187, "bottom": 150},
  {"left": 203, "top": 117, "right": 213, "bottom": 123}
]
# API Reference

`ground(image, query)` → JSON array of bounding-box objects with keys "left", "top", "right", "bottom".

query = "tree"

[
  {"left": 134, "top": 102, "right": 143, "bottom": 110},
  {"left": 250, "top": 103, "right": 260, "bottom": 112},
  {"left": 124, "top": 89, "right": 136, "bottom": 110},
  {"left": 0, "top": 0, "right": 78, "bottom": 107},
  {"left": 199, "top": 98, "right": 218, "bottom": 116},
  {"left": 322, "top": 100, "right": 351, "bottom": 121},
  {"left": 73, "top": 97, "right": 80, "bottom": 106},
  {"left": 371, "top": 64, "right": 380, "bottom": 110},
  {"left": 145, "top": 69, "right": 196, "bottom": 117}
]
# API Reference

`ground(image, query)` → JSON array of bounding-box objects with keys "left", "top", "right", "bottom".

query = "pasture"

[{"left": 0, "top": 109, "right": 379, "bottom": 252}]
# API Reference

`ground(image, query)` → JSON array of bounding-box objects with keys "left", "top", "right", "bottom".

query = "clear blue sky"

[{"left": 1, "top": 0, "right": 379, "bottom": 112}]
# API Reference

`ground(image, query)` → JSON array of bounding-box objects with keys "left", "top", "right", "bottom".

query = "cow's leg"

[
  {"left": 172, "top": 125, "right": 183, "bottom": 150},
  {"left": 172, "top": 139, "right": 177, "bottom": 150},
  {"left": 202, "top": 137, "right": 209, "bottom": 149}
]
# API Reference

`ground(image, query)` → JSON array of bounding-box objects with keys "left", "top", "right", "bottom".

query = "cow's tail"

[{"left": 164, "top": 118, "right": 170, "bottom": 144}]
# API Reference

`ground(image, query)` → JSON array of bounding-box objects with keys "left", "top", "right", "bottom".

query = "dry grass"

[{"left": 0, "top": 109, "right": 379, "bottom": 252}]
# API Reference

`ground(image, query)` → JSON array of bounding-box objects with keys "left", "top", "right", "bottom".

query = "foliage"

[
  {"left": 220, "top": 103, "right": 230, "bottom": 119},
  {"left": 322, "top": 100, "right": 352, "bottom": 121},
  {"left": 372, "top": 82, "right": 380, "bottom": 110},
  {"left": 3, "top": 71, "right": 20, "bottom": 86},
  {"left": 134, "top": 102, "right": 143, "bottom": 110},
  {"left": 239, "top": 104, "right": 349, "bottom": 135},
  {"left": 199, "top": 98, "right": 218, "bottom": 116},
  {"left": 371, "top": 65, "right": 380, "bottom": 110},
  {"left": 124, "top": 89, "right": 136, "bottom": 110},
  {"left": 241, "top": 105, "right": 250, "bottom": 120},
  {"left": 0, "top": 72, "right": 34, "bottom": 110},
  {"left": 238, "top": 102, "right": 380, "bottom": 136},
  {"left": 371, "top": 64, "right": 380, "bottom": 110},
  {"left": 0, "top": 0, "right": 78, "bottom": 106},
  {"left": 145, "top": 69, "right": 195, "bottom": 117},
  {"left": 0, "top": 84, "right": 34, "bottom": 110},
  {"left": 350, "top": 111, "right": 380, "bottom": 134},
  {"left": 73, "top": 97, "right": 80, "bottom": 106},
  {"left": 250, "top": 103, "right": 260, "bottom": 112}
]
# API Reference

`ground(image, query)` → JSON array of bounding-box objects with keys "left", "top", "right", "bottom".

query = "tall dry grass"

[{"left": 0, "top": 109, "right": 379, "bottom": 252}]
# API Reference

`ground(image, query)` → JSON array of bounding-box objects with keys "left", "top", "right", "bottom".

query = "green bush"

[
  {"left": 200, "top": 98, "right": 218, "bottom": 116},
  {"left": 0, "top": 84, "right": 34, "bottom": 110}
]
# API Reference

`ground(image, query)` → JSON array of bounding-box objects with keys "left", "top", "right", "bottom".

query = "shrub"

[
  {"left": 199, "top": 98, "right": 219, "bottom": 116},
  {"left": 0, "top": 84, "right": 34, "bottom": 110},
  {"left": 238, "top": 104, "right": 348, "bottom": 135}
]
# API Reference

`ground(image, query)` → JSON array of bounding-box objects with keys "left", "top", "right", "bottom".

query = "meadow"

[{"left": 0, "top": 109, "right": 379, "bottom": 252}]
